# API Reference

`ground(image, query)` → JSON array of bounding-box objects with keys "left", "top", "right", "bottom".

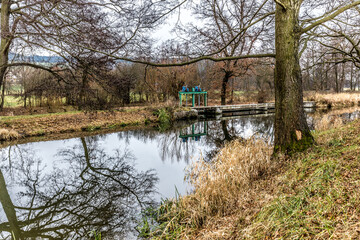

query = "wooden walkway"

[{"left": 193, "top": 101, "right": 316, "bottom": 116}]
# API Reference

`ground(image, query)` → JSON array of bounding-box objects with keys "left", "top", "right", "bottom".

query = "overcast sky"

[{"left": 152, "top": 6, "right": 194, "bottom": 45}]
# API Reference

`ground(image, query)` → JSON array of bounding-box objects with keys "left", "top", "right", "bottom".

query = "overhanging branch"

[
  {"left": 301, "top": 0, "right": 360, "bottom": 34},
  {"left": 112, "top": 54, "right": 276, "bottom": 67},
  {"left": 274, "top": 0, "right": 287, "bottom": 10}
]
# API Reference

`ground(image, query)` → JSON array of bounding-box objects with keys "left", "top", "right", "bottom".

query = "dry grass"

[
  {"left": 305, "top": 92, "right": 360, "bottom": 108},
  {"left": 241, "top": 120, "right": 360, "bottom": 239},
  {"left": 185, "top": 138, "right": 272, "bottom": 216},
  {"left": 148, "top": 118, "right": 360, "bottom": 239},
  {"left": 0, "top": 108, "right": 158, "bottom": 139},
  {"left": 149, "top": 138, "right": 279, "bottom": 239},
  {"left": 0, "top": 128, "right": 20, "bottom": 141},
  {"left": 314, "top": 114, "right": 344, "bottom": 131},
  {"left": 311, "top": 107, "right": 360, "bottom": 133}
]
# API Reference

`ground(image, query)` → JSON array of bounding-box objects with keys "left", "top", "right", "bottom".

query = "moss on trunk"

[{"left": 274, "top": 1, "right": 314, "bottom": 154}]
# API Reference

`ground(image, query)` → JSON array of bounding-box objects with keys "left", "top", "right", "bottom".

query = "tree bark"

[
  {"left": 1, "top": 78, "right": 6, "bottom": 110},
  {"left": 0, "top": 0, "right": 11, "bottom": 110},
  {"left": 274, "top": 2, "right": 313, "bottom": 153},
  {"left": 221, "top": 71, "right": 231, "bottom": 105}
]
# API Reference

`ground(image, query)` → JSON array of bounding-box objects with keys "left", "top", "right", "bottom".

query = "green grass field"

[{"left": 3, "top": 95, "right": 22, "bottom": 107}]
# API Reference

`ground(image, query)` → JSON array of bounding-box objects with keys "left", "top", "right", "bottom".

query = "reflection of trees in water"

[
  {"left": 204, "top": 116, "right": 274, "bottom": 161},
  {"left": 157, "top": 130, "right": 199, "bottom": 163},
  {"left": 307, "top": 109, "right": 360, "bottom": 130},
  {"left": 117, "top": 129, "right": 159, "bottom": 145},
  {"left": 154, "top": 111, "right": 360, "bottom": 163},
  {"left": 49, "top": 117, "right": 275, "bottom": 167},
  {"left": 0, "top": 137, "right": 158, "bottom": 239},
  {"left": 204, "top": 120, "right": 240, "bottom": 161},
  {"left": 157, "top": 116, "right": 275, "bottom": 163},
  {"left": 116, "top": 126, "right": 200, "bottom": 164}
]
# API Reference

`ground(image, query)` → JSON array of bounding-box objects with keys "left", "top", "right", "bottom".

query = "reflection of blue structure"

[{"left": 179, "top": 122, "right": 208, "bottom": 142}]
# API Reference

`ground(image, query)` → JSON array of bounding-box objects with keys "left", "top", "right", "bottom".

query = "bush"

[{"left": 156, "top": 108, "right": 171, "bottom": 124}]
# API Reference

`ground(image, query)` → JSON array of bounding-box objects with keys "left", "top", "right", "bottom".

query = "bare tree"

[
  {"left": 84, "top": 0, "right": 360, "bottom": 153},
  {"left": 0, "top": 0, "right": 178, "bottom": 109},
  {"left": 175, "top": 0, "right": 274, "bottom": 105},
  {"left": 0, "top": 137, "right": 158, "bottom": 239}
]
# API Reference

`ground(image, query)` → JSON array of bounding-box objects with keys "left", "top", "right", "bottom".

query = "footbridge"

[{"left": 193, "top": 101, "right": 316, "bottom": 116}]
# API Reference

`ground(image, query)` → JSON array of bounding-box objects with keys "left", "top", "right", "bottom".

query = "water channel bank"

[
  {"left": 1, "top": 107, "right": 360, "bottom": 239},
  {"left": 144, "top": 110, "right": 360, "bottom": 239},
  {"left": 0, "top": 107, "right": 160, "bottom": 141},
  {"left": 0, "top": 98, "right": 353, "bottom": 143}
]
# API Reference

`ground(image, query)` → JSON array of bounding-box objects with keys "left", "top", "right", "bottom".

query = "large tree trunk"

[
  {"left": 274, "top": 2, "right": 313, "bottom": 153},
  {"left": 0, "top": 0, "right": 11, "bottom": 111},
  {"left": 221, "top": 71, "right": 231, "bottom": 105}
]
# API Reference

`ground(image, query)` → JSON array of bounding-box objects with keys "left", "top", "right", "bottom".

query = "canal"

[{"left": 0, "top": 108, "right": 359, "bottom": 239}]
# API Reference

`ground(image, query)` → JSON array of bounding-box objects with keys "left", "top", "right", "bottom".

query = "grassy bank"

[
  {"left": 0, "top": 91, "right": 359, "bottom": 142},
  {"left": 143, "top": 119, "right": 360, "bottom": 239},
  {"left": 305, "top": 92, "right": 360, "bottom": 109},
  {"left": 0, "top": 107, "right": 168, "bottom": 142}
]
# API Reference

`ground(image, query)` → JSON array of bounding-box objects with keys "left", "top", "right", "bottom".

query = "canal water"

[{"left": 0, "top": 108, "right": 359, "bottom": 239}]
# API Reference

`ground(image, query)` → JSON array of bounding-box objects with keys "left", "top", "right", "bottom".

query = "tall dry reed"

[
  {"left": 185, "top": 138, "right": 272, "bottom": 216},
  {"left": 152, "top": 138, "right": 275, "bottom": 239},
  {"left": 314, "top": 115, "right": 344, "bottom": 131},
  {"left": 305, "top": 92, "right": 360, "bottom": 107}
]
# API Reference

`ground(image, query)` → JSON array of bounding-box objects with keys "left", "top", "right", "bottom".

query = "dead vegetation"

[
  {"left": 0, "top": 108, "right": 158, "bottom": 140},
  {"left": 146, "top": 138, "right": 280, "bottom": 239},
  {"left": 0, "top": 128, "right": 20, "bottom": 141},
  {"left": 311, "top": 107, "right": 360, "bottom": 132},
  {"left": 305, "top": 92, "right": 360, "bottom": 108},
  {"left": 146, "top": 118, "right": 360, "bottom": 239},
  {"left": 313, "top": 113, "right": 345, "bottom": 131}
]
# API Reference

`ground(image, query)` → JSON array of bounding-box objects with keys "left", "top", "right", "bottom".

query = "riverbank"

[
  {"left": 143, "top": 119, "right": 360, "bottom": 239},
  {"left": 0, "top": 107, "right": 160, "bottom": 142},
  {"left": 305, "top": 91, "right": 360, "bottom": 109},
  {"left": 1, "top": 91, "right": 360, "bottom": 143}
]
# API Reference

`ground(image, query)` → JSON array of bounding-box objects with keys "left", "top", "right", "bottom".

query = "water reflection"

[
  {"left": 1, "top": 109, "right": 359, "bottom": 239},
  {"left": 0, "top": 137, "right": 158, "bottom": 239},
  {"left": 179, "top": 122, "right": 208, "bottom": 142}
]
